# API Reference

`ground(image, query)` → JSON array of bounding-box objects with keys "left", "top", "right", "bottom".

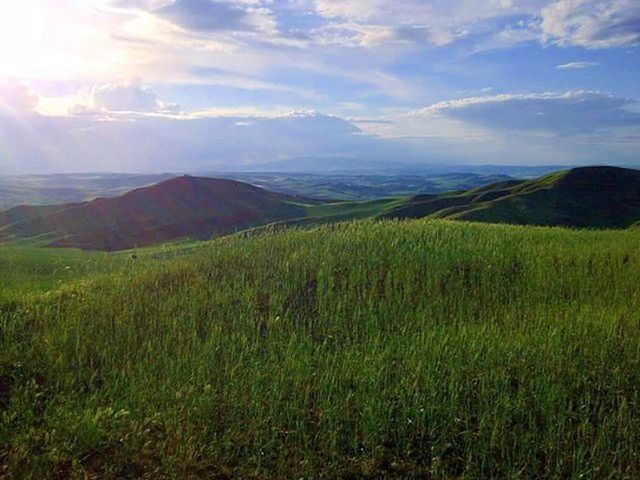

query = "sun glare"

[{"left": 0, "top": 1, "right": 46, "bottom": 77}]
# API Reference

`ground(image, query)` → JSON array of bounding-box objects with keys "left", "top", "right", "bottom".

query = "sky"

[{"left": 0, "top": 0, "right": 639, "bottom": 173}]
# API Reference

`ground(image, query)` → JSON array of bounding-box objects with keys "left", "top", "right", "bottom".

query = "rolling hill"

[
  {"left": 0, "top": 172, "right": 515, "bottom": 208},
  {"left": 2, "top": 220, "right": 640, "bottom": 478},
  {"left": 2, "top": 167, "right": 640, "bottom": 477},
  {"left": 0, "top": 176, "right": 315, "bottom": 250},
  {"left": 1, "top": 166, "right": 639, "bottom": 251},
  {"left": 384, "top": 166, "right": 640, "bottom": 228}
]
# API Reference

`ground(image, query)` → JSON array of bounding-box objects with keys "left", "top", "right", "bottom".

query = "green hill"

[
  {"left": 2, "top": 220, "right": 640, "bottom": 478},
  {"left": 385, "top": 166, "right": 640, "bottom": 228}
]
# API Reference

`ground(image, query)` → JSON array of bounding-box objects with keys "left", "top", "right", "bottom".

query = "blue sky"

[{"left": 0, "top": 0, "right": 639, "bottom": 173}]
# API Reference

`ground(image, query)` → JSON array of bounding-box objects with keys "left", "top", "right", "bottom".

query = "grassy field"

[
  {"left": 0, "top": 244, "right": 121, "bottom": 305},
  {"left": 2, "top": 219, "right": 640, "bottom": 478}
]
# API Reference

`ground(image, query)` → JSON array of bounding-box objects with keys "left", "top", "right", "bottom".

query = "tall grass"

[{"left": 2, "top": 219, "right": 640, "bottom": 478}]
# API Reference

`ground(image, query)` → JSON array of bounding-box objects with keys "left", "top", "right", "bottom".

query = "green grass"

[
  {"left": 2, "top": 219, "right": 640, "bottom": 478},
  {"left": 0, "top": 245, "right": 120, "bottom": 304},
  {"left": 0, "top": 239, "right": 199, "bottom": 304},
  {"left": 385, "top": 166, "right": 640, "bottom": 230}
]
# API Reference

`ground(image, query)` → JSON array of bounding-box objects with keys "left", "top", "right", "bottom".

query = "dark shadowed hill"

[
  {"left": 2, "top": 166, "right": 639, "bottom": 251},
  {"left": 0, "top": 171, "right": 516, "bottom": 208},
  {"left": 0, "top": 176, "right": 313, "bottom": 250},
  {"left": 383, "top": 166, "right": 640, "bottom": 228}
]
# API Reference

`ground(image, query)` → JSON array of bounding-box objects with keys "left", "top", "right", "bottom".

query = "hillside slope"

[
  {"left": 384, "top": 166, "right": 640, "bottom": 228},
  {"left": 2, "top": 221, "right": 640, "bottom": 478},
  {"left": 0, "top": 176, "right": 313, "bottom": 250},
  {"left": 2, "top": 166, "right": 639, "bottom": 251}
]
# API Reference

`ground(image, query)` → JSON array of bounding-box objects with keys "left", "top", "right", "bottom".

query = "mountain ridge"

[
  {"left": 448, "top": 166, "right": 640, "bottom": 228},
  {"left": 1, "top": 166, "right": 639, "bottom": 251},
  {"left": 384, "top": 166, "right": 640, "bottom": 228}
]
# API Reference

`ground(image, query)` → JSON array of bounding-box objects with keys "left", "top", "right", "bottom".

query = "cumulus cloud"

[
  {"left": 556, "top": 61, "right": 600, "bottom": 69},
  {"left": 74, "top": 81, "right": 181, "bottom": 114},
  {"left": 416, "top": 91, "right": 640, "bottom": 134},
  {"left": 0, "top": 80, "right": 39, "bottom": 114},
  {"left": 52, "top": 0, "right": 637, "bottom": 117},
  {"left": 541, "top": 0, "right": 640, "bottom": 48},
  {"left": 0, "top": 109, "right": 413, "bottom": 173},
  {"left": 1, "top": 83, "right": 639, "bottom": 174}
]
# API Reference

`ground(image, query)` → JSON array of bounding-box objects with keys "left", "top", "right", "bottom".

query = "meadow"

[
  {"left": 1, "top": 219, "right": 640, "bottom": 478},
  {"left": 0, "top": 244, "right": 122, "bottom": 305}
]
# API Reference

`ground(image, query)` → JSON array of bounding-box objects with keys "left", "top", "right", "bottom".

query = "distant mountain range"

[
  {"left": 0, "top": 171, "right": 515, "bottom": 208},
  {"left": 222, "top": 157, "right": 569, "bottom": 177},
  {"left": 213, "top": 172, "right": 515, "bottom": 201},
  {"left": 1, "top": 166, "right": 639, "bottom": 250}
]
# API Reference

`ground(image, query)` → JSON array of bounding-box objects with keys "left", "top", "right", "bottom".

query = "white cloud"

[
  {"left": 0, "top": 80, "right": 39, "bottom": 113},
  {"left": 2, "top": 83, "right": 639, "bottom": 174},
  {"left": 74, "top": 80, "right": 182, "bottom": 113},
  {"left": 415, "top": 91, "right": 640, "bottom": 134},
  {"left": 305, "top": 0, "right": 640, "bottom": 51},
  {"left": 308, "top": 0, "right": 540, "bottom": 47},
  {"left": 313, "top": 22, "right": 396, "bottom": 47},
  {"left": 0, "top": 87, "right": 413, "bottom": 173},
  {"left": 3, "top": 0, "right": 637, "bottom": 101},
  {"left": 312, "top": 0, "right": 386, "bottom": 20},
  {"left": 556, "top": 61, "right": 600, "bottom": 69},
  {"left": 541, "top": 0, "right": 640, "bottom": 48}
]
